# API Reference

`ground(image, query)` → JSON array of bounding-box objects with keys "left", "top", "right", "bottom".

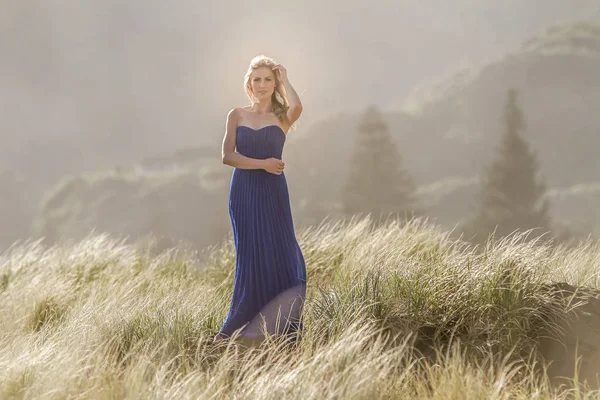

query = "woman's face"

[{"left": 249, "top": 66, "right": 277, "bottom": 101}]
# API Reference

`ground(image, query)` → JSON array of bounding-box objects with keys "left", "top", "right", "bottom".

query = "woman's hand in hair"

[{"left": 272, "top": 64, "right": 288, "bottom": 85}]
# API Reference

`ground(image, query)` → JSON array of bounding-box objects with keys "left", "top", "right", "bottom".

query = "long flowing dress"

[{"left": 217, "top": 124, "right": 307, "bottom": 342}]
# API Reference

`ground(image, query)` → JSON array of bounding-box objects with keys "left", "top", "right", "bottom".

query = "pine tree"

[
  {"left": 341, "top": 105, "right": 418, "bottom": 224},
  {"left": 470, "top": 88, "right": 551, "bottom": 242}
]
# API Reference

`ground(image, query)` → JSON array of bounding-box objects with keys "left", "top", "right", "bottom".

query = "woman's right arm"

[{"left": 221, "top": 108, "right": 266, "bottom": 170}]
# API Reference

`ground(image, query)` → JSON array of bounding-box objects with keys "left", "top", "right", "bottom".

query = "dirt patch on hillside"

[{"left": 538, "top": 282, "right": 600, "bottom": 389}]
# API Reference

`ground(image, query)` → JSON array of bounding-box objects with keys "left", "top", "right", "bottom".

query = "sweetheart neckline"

[{"left": 237, "top": 124, "right": 286, "bottom": 137}]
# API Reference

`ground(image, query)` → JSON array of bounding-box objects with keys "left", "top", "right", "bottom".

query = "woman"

[{"left": 214, "top": 55, "right": 307, "bottom": 345}]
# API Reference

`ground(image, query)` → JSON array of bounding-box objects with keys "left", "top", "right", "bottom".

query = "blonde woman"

[{"left": 215, "top": 55, "right": 306, "bottom": 345}]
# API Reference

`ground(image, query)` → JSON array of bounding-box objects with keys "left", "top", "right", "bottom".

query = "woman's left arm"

[{"left": 274, "top": 64, "right": 303, "bottom": 124}]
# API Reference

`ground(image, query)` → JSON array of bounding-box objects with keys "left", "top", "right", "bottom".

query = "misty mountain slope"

[
  {"left": 287, "top": 21, "right": 600, "bottom": 231},
  {"left": 406, "top": 22, "right": 600, "bottom": 186}
]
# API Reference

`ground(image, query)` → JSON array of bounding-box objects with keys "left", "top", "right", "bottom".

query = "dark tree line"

[
  {"left": 341, "top": 105, "right": 419, "bottom": 225},
  {"left": 341, "top": 89, "right": 553, "bottom": 243}
]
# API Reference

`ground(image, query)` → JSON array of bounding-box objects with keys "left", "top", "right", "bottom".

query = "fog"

[{"left": 1, "top": 1, "right": 599, "bottom": 251}]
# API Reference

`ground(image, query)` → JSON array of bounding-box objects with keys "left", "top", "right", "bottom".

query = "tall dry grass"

[{"left": 1, "top": 214, "right": 599, "bottom": 399}]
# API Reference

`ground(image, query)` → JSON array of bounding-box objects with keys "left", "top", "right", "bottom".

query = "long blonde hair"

[{"left": 243, "top": 55, "right": 297, "bottom": 130}]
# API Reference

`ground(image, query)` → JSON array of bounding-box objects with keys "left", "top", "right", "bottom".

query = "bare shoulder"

[
  {"left": 237, "top": 106, "right": 253, "bottom": 115},
  {"left": 228, "top": 107, "right": 243, "bottom": 118},
  {"left": 232, "top": 107, "right": 254, "bottom": 120}
]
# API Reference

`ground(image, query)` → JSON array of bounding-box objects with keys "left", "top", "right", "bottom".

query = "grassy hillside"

[{"left": 2, "top": 215, "right": 600, "bottom": 398}]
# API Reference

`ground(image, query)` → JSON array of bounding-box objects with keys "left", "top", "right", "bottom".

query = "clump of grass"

[
  {"left": 303, "top": 216, "right": 572, "bottom": 371},
  {"left": 26, "top": 295, "right": 71, "bottom": 333}
]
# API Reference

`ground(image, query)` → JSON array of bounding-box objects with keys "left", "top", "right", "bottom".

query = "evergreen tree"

[
  {"left": 341, "top": 105, "right": 418, "bottom": 224},
  {"left": 470, "top": 88, "right": 551, "bottom": 242}
]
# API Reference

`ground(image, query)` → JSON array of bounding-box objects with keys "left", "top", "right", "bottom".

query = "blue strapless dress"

[{"left": 217, "top": 124, "right": 307, "bottom": 342}]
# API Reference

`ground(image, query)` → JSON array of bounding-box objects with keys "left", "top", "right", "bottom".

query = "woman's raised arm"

[{"left": 273, "top": 64, "right": 303, "bottom": 125}]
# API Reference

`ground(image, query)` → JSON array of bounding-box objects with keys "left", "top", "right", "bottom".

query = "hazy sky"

[{"left": 0, "top": 0, "right": 598, "bottom": 177}]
